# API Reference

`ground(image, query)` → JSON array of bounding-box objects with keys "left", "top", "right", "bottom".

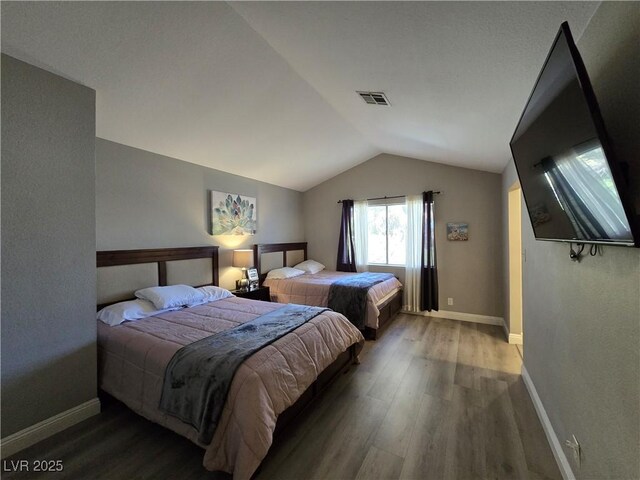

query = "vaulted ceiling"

[{"left": 1, "top": 1, "right": 599, "bottom": 191}]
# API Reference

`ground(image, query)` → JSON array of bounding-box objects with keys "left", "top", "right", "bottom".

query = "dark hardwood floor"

[{"left": 3, "top": 314, "right": 560, "bottom": 480}]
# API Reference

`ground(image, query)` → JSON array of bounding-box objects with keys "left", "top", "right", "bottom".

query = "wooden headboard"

[
  {"left": 253, "top": 242, "right": 307, "bottom": 283},
  {"left": 96, "top": 246, "right": 219, "bottom": 309}
]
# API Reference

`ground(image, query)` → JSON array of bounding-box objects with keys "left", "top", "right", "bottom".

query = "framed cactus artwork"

[{"left": 211, "top": 191, "right": 257, "bottom": 235}]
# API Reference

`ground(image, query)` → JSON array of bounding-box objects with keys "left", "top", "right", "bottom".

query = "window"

[{"left": 367, "top": 203, "right": 407, "bottom": 265}]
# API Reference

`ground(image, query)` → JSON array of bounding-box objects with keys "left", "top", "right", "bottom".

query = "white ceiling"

[{"left": 1, "top": 1, "right": 599, "bottom": 191}]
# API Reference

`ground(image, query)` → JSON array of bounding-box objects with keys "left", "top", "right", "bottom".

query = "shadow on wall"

[{"left": 1, "top": 343, "right": 97, "bottom": 438}]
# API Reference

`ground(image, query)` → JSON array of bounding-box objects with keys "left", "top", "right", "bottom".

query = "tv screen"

[{"left": 510, "top": 22, "right": 638, "bottom": 247}]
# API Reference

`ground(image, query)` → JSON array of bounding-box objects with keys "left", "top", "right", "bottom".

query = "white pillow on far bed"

[
  {"left": 266, "top": 267, "right": 306, "bottom": 280},
  {"left": 97, "top": 299, "right": 178, "bottom": 326},
  {"left": 294, "top": 259, "right": 325, "bottom": 274},
  {"left": 135, "top": 284, "right": 205, "bottom": 309}
]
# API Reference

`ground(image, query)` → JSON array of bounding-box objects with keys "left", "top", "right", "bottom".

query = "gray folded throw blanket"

[
  {"left": 328, "top": 272, "right": 394, "bottom": 329},
  {"left": 159, "top": 303, "right": 328, "bottom": 443}
]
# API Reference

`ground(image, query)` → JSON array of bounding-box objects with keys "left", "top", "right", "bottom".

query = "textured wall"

[
  {"left": 303, "top": 153, "right": 503, "bottom": 318},
  {"left": 1, "top": 55, "right": 97, "bottom": 437},
  {"left": 508, "top": 3, "right": 640, "bottom": 478},
  {"left": 96, "top": 139, "right": 304, "bottom": 290}
]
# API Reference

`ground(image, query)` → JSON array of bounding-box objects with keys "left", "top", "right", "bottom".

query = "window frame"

[{"left": 367, "top": 202, "right": 406, "bottom": 267}]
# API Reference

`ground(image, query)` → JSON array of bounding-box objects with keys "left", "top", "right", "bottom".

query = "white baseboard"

[
  {"left": 501, "top": 319, "right": 523, "bottom": 344},
  {"left": 402, "top": 308, "right": 503, "bottom": 326},
  {"left": 521, "top": 366, "right": 575, "bottom": 480},
  {"left": 508, "top": 332, "right": 523, "bottom": 344},
  {"left": 1, "top": 398, "right": 101, "bottom": 459}
]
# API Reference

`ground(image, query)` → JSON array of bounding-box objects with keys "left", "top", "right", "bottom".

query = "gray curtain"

[
  {"left": 420, "top": 191, "right": 438, "bottom": 311},
  {"left": 336, "top": 199, "right": 357, "bottom": 272}
]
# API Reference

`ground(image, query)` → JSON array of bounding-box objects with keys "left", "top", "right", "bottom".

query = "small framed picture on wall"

[{"left": 447, "top": 222, "right": 469, "bottom": 241}]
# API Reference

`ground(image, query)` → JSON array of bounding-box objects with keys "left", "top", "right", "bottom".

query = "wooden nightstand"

[{"left": 232, "top": 286, "right": 270, "bottom": 302}]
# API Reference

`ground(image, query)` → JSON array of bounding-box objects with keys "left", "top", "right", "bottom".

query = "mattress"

[
  {"left": 97, "top": 296, "right": 364, "bottom": 480},
  {"left": 263, "top": 270, "right": 403, "bottom": 329}
]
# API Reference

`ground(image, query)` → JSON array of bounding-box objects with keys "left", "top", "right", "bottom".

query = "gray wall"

[
  {"left": 96, "top": 139, "right": 304, "bottom": 290},
  {"left": 505, "top": 3, "right": 640, "bottom": 478},
  {"left": 304, "top": 153, "right": 503, "bottom": 318},
  {"left": 1, "top": 55, "right": 97, "bottom": 437}
]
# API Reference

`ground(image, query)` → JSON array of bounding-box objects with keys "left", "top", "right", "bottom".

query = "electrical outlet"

[
  {"left": 447, "top": 297, "right": 453, "bottom": 306},
  {"left": 565, "top": 434, "right": 581, "bottom": 467}
]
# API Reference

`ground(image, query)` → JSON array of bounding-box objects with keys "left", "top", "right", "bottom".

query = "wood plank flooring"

[{"left": 3, "top": 314, "right": 560, "bottom": 480}]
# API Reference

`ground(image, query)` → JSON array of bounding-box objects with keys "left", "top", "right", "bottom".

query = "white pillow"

[
  {"left": 193, "top": 285, "right": 234, "bottom": 304},
  {"left": 135, "top": 284, "right": 205, "bottom": 310},
  {"left": 266, "top": 267, "right": 306, "bottom": 280},
  {"left": 97, "top": 299, "right": 177, "bottom": 326},
  {"left": 294, "top": 259, "right": 325, "bottom": 274}
]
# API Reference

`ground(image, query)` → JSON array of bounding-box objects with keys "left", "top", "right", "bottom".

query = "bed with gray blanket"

[
  {"left": 96, "top": 245, "right": 364, "bottom": 480},
  {"left": 159, "top": 304, "right": 329, "bottom": 444},
  {"left": 255, "top": 242, "right": 404, "bottom": 339},
  {"left": 263, "top": 270, "right": 403, "bottom": 339},
  {"left": 98, "top": 297, "right": 363, "bottom": 480},
  {"left": 327, "top": 272, "right": 395, "bottom": 329}
]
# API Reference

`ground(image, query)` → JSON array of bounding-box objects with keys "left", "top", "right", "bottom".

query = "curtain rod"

[{"left": 337, "top": 192, "right": 441, "bottom": 204}]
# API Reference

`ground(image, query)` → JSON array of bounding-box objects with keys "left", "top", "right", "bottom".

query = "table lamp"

[{"left": 233, "top": 249, "right": 253, "bottom": 291}]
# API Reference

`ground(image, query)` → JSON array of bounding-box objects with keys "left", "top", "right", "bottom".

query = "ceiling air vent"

[{"left": 357, "top": 91, "right": 390, "bottom": 106}]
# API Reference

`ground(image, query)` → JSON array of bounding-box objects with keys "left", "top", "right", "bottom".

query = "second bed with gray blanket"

[
  {"left": 327, "top": 272, "right": 395, "bottom": 329},
  {"left": 263, "top": 270, "right": 404, "bottom": 331}
]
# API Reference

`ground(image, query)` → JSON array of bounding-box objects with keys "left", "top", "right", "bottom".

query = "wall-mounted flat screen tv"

[{"left": 510, "top": 22, "right": 638, "bottom": 247}]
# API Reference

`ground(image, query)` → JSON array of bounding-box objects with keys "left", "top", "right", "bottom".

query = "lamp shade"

[{"left": 232, "top": 249, "right": 253, "bottom": 269}]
